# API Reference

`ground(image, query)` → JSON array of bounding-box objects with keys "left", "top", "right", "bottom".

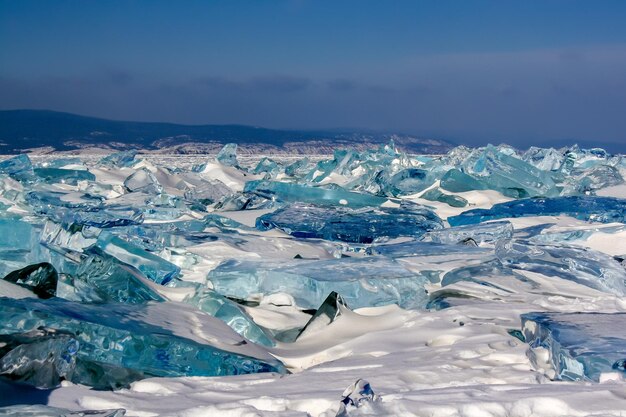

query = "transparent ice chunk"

[
  {"left": 0, "top": 329, "right": 79, "bottom": 389},
  {"left": 420, "top": 188, "right": 468, "bottom": 207},
  {"left": 216, "top": 143, "right": 239, "bottom": 167},
  {"left": 423, "top": 221, "right": 514, "bottom": 246},
  {"left": 440, "top": 259, "right": 537, "bottom": 292},
  {"left": 94, "top": 231, "right": 180, "bottom": 284},
  {"left": 36, "top": 205, "right": 144, "bottom": 229},
  {"left": 496, "top": 240, "right": 626, "bottom": 296},
  {"left": 40, "top": 221, "right": 99, "bottom": 253},
  {"left": 244, "top": 180, "right": 388, "bottom": 208},
  {"left": 459, "top": 145, "right": 558, "bottom": 198},
  {"left": 528, "top": 224, "right": 626, "bottom": 245},
  {"left": 522, "top": 312, "right": 626, "bottom": 381},
  {"left": 39, "top": 157, "right": 84, "bottom": 169},
  {"left": 0, "top": 297, "right": 286, "bottom": 389},
  {"left": 123, "top": 168, "right": 163, "bottom": 194},
  {"left": 439, "top": 169, "right": 488, "bottom": 193},
  {"left": 181, "top": 286, "right": 275, "bottom": 347},
  {"left": 522, "top": 147, "right": 564, "bottom": 171},
  {"left": 560, "top": 165, "right": 623, "bottom": 195},
  {"left": 256, "top": 203, "right": 442, "bottom": 243},
  {"left": 252, "top": 157, "right": 281, "bottom": 178},
  {"left": 0, "top": 219, "right": 43, "bottom": 277},
  {"left": 368, "top": 240, "right": 492, "bottom": 283},
  {"left": 208, "top": 257, "right": 431, "bottom": 309},
  {"left": 184, "top": 178, "right": 233, "bottom": 206},
  {"left": 448, "top": 196, "right": 626, "bottom": 226},
  {"left": 386, "top": 168, "right": 435, "bottom": 196},
  {"left": 0, "top": 154, "right": 35, "bottom": 182},
  {"left": 55, "top": 248, "right": 164, "bottom": 304},
  {"left": 98, "top": 150, "right": 138, "bottom": 168},
  {"left": 284, "top": 157, "right": 311, "bottom": 177}
]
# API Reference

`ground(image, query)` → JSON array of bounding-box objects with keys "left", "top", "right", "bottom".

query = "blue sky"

[{"left": 1, "top": 0, "right": 626, "bottom": 149}]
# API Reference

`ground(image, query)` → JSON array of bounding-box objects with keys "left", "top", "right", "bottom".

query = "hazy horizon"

[
  {"left": 4, "top": 108, "right": 626, "bottom": 154},
  {"left": 2, "top": 1, "right": 626, "bottom": 150}
]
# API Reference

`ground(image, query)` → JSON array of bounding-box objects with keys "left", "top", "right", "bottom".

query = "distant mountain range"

[{"left": 0, "top": 110, "right": 454, "bottom": 155}]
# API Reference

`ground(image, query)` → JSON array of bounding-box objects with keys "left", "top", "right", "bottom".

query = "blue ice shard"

[
  {"left": 216, "top": 143, "right": 239, "bottom": 167},
  {"left": 98, "top": 150, "right": 138, "bottom": 167},
  {"left": 423, "top": 221, "right": 514, "bottom": 246},
  {"left": 368, "top": 240, "right": 492, "bottom": 283},
  {"left": 439, "top": 169, "right": 488, "bottom": 193},
  {"left": 57, "top": 249, "right": 164, "bottom": 304},
  {"left": 123, "top": 168, "right": 163, "bottom": 194},
  {"left": 284, "top": 157, "right": 311, "bottom": 177},
  {"left": 33, "top": 168, "right": 95, "bottom": 185},
  {"left": 208, "top": 257, "right": 430, "bottom": 309},
  {"left": 448, "top": 196, "right": 626, "bottom": 226},
  {"left": 420, "top": 188, "right": 468, "bottom": 207},
  {"left": 0, "top": 329, "right": 79, "bottom": 389},
  {"left": 252, "top": 157, "right": 281, "bottom": 178},
  {"left": 386, "top": 168, "right": 435, "bottom": 196},
  {"left": 49, "top": 233, "right": 272, "bottom": 345},
  {"left": 458, "top": 145, "right": 558, "bottom": 198},
  {"left": 184, "top": 179, "right": 233, "bottom": 206},
  {"left": 40, "top": 221, "right": 99, "bottom": 253},
  {"left": 368, "top": 240, "right": 491, "bottom": 258},
  {"left": 94, "top": 232, "right": 180, "bottom": 284},
  {"left": 256, "top": 202, "right": 443, "bottom": 243},
  {"left": 0, "top": 219, "right": 42, "bottom": 277},
  {"left": 440, "top": 260, "right": 538, "bottom": 293},
  {"left": 182, "top": 286, "right": 275, "bottom": 347},
  {"left": 528, "top": 224, "right": 626, "bottom": 246},
  {"left": 560, "top": 165, "right": 623, "bottom": 195},
  {"left": 244, "top": 180, "right": 388, "bottom": 208},
  {"left": 522, "top": 312, "right": 626, "bottom": 381},
  {"left": 0, "top": 297, "right": 286, "bottom": 389},
  {"left": 0, "top": 218, "right": 36, "bottom": 252},
  {"left": 26, "top": 192, "right": 144, "bottom": 228},
  {"left": 522, "top": 147, "right": 564, "bottom": 171},
  {"left": 426, "top": 259, "right": 542, "bottom": 310},
  {"left": 304, "top": 149, "right": 359, "bottom": 183},
  {"left": 0, "top": 154, "right": 35, "bottom": 182},
  {"left": 496, "top": 240, "right": 626, "bottom": 296}
]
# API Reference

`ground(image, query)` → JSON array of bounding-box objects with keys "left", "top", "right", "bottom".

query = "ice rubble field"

[{"left": 0, "top": 143, "right": 626, "bottom": 416}]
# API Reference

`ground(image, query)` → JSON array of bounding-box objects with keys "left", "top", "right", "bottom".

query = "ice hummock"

[{"left": 0, "top": 141, "right": 624, "bottom": 410}]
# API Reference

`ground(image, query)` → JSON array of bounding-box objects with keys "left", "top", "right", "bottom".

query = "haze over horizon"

[{"left": 1, "top": 0, "right": 626, "bottom": 150}]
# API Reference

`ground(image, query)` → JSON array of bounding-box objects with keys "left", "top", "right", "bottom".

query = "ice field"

[{"left": 0, "top": 143, "right": 625, "bottom": 416}]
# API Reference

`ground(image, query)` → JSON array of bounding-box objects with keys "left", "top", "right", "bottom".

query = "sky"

[{"left": 1, "top": 0, "right": 626, "bottom": 149}]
